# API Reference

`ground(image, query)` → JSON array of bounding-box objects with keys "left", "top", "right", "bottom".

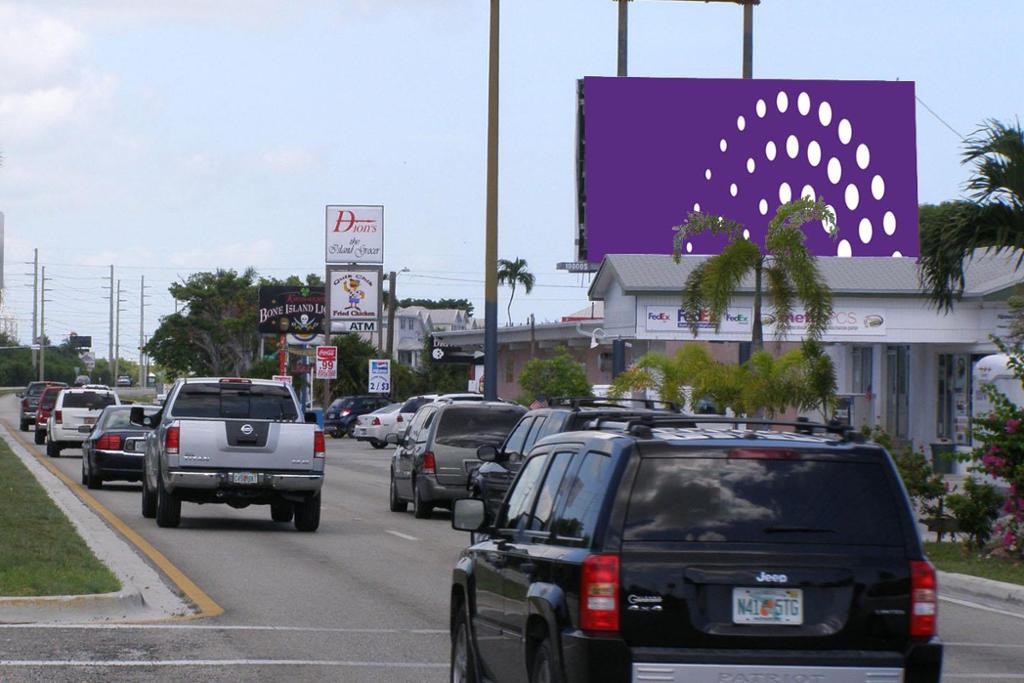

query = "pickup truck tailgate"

[{"left": 177, "top": 419, "right": 320, "bottom": 472}]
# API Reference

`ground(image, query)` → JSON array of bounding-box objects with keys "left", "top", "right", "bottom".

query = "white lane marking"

[
  {"left": 945, "top": 642, "right": 1024, "bottom": 649},
  {"left": 941, "top": 595, "right": 1024, "bottom": 621},
  {"left": 942, "top": 676, "right": 1024, "bottom": 680},
  {"left": 385, "top": 529, "right": 418, "bottom": 541},
  {"left": 0, "top": 660, "right": 446, "bottom": 669},
  {"left": 0, "top": 624, "right": 446, "bottom": 634}
]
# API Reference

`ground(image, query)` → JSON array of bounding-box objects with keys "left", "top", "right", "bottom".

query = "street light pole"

[
  {"left": 617, "top": 0, "right": 628, "bottom": 77},
  {"left": 742, "top": 0, "right": 753, "bottom": 78},
  {"left": 483, "top": 0, "right": 500, "bottom": 401}
]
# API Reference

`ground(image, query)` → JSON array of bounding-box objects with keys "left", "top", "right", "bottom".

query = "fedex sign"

[
  {"left": 326, "top": 205, "right": 384, "bottom": 264},
  {"left": 645, "top": 305, "right": 752, "bottom": 334}
]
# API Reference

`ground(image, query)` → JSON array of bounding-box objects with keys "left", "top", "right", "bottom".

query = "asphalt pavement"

[{"left": 0, "top": 395, "right": 1022, "bottom": 681}]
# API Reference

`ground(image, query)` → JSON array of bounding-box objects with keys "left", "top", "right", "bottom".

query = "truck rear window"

[
  {"left": 435, "top": 407, "right": 523, "bottom": 448},
  {"left": 623, "top": 455, "right": 905, "bottom": 546},
  {"left": 173, "top": 384, "right": 299, "bottom": 420},
  {"left": 62, "top": 392, "right": 117, "bottom": 409}
]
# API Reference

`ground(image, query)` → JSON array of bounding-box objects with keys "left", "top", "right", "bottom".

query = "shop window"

[
  {"left": 885, "top": 345, "right": 910, "bottom": 440},
  {"left": 852, "top": 347, "right": 873, "bottom": 395}
]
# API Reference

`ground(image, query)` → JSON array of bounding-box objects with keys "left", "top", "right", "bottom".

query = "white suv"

[{"left": 46, "top": 387, "right": 120, "bottom": 457}]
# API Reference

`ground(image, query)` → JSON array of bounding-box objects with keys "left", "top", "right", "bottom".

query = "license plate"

[
  {"left": 732, "top": 587, "right": 803, "bottom": 625},
  {"left": 84, "top": 417, "right": 97, "bottom": 425},
  {"left": 230, "top": 472, "right": 259, "bottom": 485},
  {"left": 355, "top": 428, "right": 367, "bottom": 436}
]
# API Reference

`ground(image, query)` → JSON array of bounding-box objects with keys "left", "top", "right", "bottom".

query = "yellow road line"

[{"left": 3, "top": 421, "right": 224, "bottom": 620}]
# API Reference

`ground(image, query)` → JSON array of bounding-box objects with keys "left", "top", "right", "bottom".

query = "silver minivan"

[{"left": 388, "top": 401, "right": 525, "bottom": 518}]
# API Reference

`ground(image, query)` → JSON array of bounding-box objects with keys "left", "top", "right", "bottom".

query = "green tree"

[
  {"left": 398, "top": 297, "right": 474, "bottom": 316},
  {"left": 672, "top": 197, "right": 836, "bottom": 351},
  {"left": 496, "top": 257, "right": 535, "bottom": 326},
  {"left": 518, "top": 347, "right": 591, "bottom": 404},
  {"left": 920, "top": 120, "right": 1024, "bottom": 310},
  {"left": 145, "top": 269, "right": 260, "bottom": 378}
]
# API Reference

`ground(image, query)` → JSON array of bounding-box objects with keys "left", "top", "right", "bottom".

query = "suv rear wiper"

[{"left": 762, "top": 526, "right": 836, "bottom": 534}]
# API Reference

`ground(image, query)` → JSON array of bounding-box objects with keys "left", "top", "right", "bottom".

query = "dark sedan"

[{"left": 81, "top": 405, "right": 159, "bottom": 489}]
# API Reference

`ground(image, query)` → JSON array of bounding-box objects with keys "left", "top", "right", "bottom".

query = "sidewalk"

[{"left": 0, "top": 423, "right": 195, "bottom": 623}]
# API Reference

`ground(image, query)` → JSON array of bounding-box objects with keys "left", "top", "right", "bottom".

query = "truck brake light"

[
  {"left": 314, "top": 430, "right": 325, "bottom": 458},
  {"left": 422, "top": 451, "right": 436, "bottom": 474},
  {"left": 55, "top": 410, "right": 62, "bottom": 424},
  {"left": 165, "top": 424, "right": 180, "bottom": 455}
]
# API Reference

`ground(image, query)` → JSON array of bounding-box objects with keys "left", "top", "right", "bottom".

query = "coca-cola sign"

[{"left": 326, "top": 204, "right": 384, "bottom": 264}]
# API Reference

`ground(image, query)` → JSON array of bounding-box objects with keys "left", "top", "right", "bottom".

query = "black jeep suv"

[
  {"left": 469, "top": 397, "right": 684, "bottom": 519},
  {"left": 450, "top": 417, "right": 942, "bottom": 683}
]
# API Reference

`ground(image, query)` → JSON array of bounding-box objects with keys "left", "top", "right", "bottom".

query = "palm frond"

[
  {"left": 672, "top": 211, "right": 746, "bottom": 262},
  {"left": 701, "top": 239, "right": 761, "bottom": 330},
  {"left": 681, "top": 261, "right": 711, "bottom": 337},
  {"left": 963, "top": 119, "right": 1024, "bottom": 208}
]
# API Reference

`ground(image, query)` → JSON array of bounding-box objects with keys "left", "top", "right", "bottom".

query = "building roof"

[
  {"left": 400, "top": 306, "right": 467, "bottom": 327},
  {"left": 589, "top": 252, "right": 1024, "bottom": 300}
]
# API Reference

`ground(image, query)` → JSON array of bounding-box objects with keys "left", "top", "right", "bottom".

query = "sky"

[{"left": 0, "top": 0, "right": 1021, "bottom": 363}]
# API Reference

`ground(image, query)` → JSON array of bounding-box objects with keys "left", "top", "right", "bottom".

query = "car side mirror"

[
  {"left": 476, "top": 444, "right": 499, "bottom": 462},
  {"left": 78, "top": 425, "right": 94, "bottom": 434},
  {"left": 304, "top": 411, "right": 319, "bottom": 424},
  {"left": 129, "top": 406, "right": 152, "bottom": 428},
  {"left": 452, "top": 498, "right": 488, "bottom": 532}
]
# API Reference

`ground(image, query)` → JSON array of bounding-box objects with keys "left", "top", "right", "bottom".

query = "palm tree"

[
  {"left": 920, "top": 119, "right": 1024, "bottom": 310},
  {"left": 496, "top": 257, "right": 535, "bottom": 326},
  {"left": 672, "top": 197, "right": 836, "bottom": 351}
]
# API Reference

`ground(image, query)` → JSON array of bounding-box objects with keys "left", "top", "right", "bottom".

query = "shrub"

[{"left": 946, "top": 477, "right": 1002, "bottom": 550}]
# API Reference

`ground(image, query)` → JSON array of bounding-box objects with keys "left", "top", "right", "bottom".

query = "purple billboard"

[{"left": 580, "top": 77, "right": 918, "bottom": 263}]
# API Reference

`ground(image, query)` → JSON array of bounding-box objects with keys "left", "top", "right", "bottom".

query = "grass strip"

[
  {"left": 0, "top": 436, "right": 120, "bottom": 596},
  {"left": 925, "top": 541, "right": 1024, "bottom": 587}
]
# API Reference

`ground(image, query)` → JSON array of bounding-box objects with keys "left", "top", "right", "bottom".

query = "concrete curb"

[
  {"left": 0, "top": 421, "right": 195, "bottom": 624},
  {"left": 939, "top": 569, "right": 1024, "bottom": 606},
  {"left": 0, "top": 590, "right": 146, "bottom": 624}
]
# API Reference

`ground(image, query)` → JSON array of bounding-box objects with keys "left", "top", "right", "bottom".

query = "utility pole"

[
  {"left": 108, "top": 265, "right": 114, "bottom": 385},
  {"left": 114, "top": 279, "right": 123, "bottom": 382},
  {"left": 26, "top": 249, "right": 38, "bottom": 370},
  {"left": 482, "top": 0, "right": 500, "bottom": 401},
  {"left": 742, "top": 1, "right": 753, "bottom": 78},
  {"left": 139, "top": 275, "right": 149, "bottom": 387},
  {"left": 386, "top": 270, "right": 397, "bottom": 358},
  {"left": 39, "top": 266, "right": 48, "bottom": 381}
]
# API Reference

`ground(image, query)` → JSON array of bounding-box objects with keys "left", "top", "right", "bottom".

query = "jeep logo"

[
  {"left": 755, "top": 571, "right": 788, "bottom": 583},
  {"left": 240, "top": 424, "right": 254, "bottom": 436}
]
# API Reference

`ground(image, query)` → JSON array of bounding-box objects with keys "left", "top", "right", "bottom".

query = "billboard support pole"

[
  {"left": 742, "top": 1, "right": 753, "bottom": 78},
  {"left": 617, "top": 0, "right": 628, "bottom": 77},
  {"left": 278, "top": 333, "right": 286, "bottom": 376},
  {"left": 483, "top": 0, "right": 500, "bottom": 401}
]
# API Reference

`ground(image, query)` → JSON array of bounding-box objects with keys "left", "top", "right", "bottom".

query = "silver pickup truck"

[{"left": 131, "top": 377, "right": 325, "bottom": 532}]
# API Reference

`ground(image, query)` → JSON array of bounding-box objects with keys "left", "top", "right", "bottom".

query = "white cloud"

[
  {"left": 257, "top": 145, "right": 320, "bottom": 173},
  {"left": 165, "top": 239, "right": 279, "bottom": 269},
  {"left": 0, "top": 4, "right": 85, "bottom": 89}
]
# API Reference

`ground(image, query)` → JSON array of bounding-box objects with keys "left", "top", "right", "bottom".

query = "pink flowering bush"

[{"left": 971, "top": 352, "right": 1024, "bottom": 557}]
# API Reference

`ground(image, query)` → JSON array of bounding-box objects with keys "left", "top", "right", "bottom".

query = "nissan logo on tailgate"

[{"left": 240, "top": 424, "right": 254, "bottom": 436}]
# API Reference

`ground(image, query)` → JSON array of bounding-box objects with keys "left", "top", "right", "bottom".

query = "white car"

[
  {"left": 46, "top": 387, "right": 120, "bottom": 457},
  {"left": 352, "top": 403, "right": 403, "bottom": 449}
]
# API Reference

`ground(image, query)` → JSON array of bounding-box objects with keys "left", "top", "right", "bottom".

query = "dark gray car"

[{"left": 388, "top": 401, "right": 525, "bottom": 519}]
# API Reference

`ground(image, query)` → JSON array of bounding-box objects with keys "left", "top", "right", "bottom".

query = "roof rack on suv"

[
  {"left": 547, "top": 396, "right": 680, "bottom": 411},
  {"left": 592, "top": 415, "right": 866, "bottom": 443}
]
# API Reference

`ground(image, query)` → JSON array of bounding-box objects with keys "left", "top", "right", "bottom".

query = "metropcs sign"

[
  {"left": 326, "top": 205, "right": 384, "bottom": 264},
  {"left": 643, "top": 305, "right": 887, "bottom": 338}
]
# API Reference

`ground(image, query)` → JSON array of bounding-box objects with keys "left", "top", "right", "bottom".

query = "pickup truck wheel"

[
  {"left": 271, "top": 502, "right": 294, "bottom": 523},
  {"left": 46, "top": 439, "right": 61, "bottom": 458},
  {"left": 19, "top": 418, "right": 29, "bottom": 432},
  {"left": 141, "top": 475, "right": 157, "bottom": 519},
  {"left": 389, "top": 471, "right": 408, "bottom": 512},
  {"left": 85, "top": 457, "right": 102, "bottom": 490},
  {"left": 530, "top": 638, "right": 562, "bottom": 683},
  {"left": 34, "top": 429, "right": 45, "bottom": 445},
  {"left": 155, "top": 475, "right": 181, "bottom": 528},
  {"left": 294, "top": 492, "right": 321, "bottom": 532},
  {"left": 413, "top": 478, "right": 432, "bottom": 519}
]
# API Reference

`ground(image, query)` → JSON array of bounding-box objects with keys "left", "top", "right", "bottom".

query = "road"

[{"left": 1, "top": 395, "right": 1023, "bottom": 681}]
